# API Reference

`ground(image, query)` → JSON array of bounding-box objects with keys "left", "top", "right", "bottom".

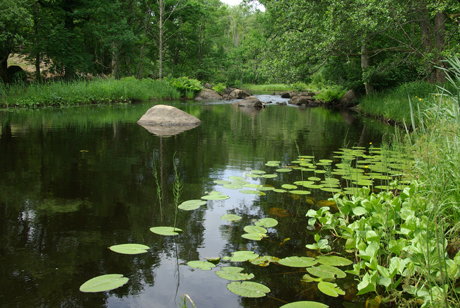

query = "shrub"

[
  {"left": 291, "top": 82, "right": 308, "bottom": 92},
  {"left": 166, "top": 77, "right": 202, "bottom": 96},
  {"left": 212, "top": 83, "right": 226, "bottom": 94},
  {"left": 315, "top": 85, "right": 348, "bottom": 102}
]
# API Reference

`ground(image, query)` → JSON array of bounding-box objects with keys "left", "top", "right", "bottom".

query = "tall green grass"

[
  {"left": 400, "top": 57, "right": 460, "bottom": 307},
  {"left": 241, "top": 84, "right": 291, "bottom": 92},
  {"left": 0, "top": 77, "right": 181, "bottom": 108}
]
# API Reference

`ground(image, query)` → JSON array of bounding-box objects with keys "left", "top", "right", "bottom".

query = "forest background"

[{"left": 1, "top": 0, "right": 460, "bottom": 96}]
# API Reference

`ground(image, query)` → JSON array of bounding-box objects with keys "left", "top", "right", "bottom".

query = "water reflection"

[{"left": 0, "top": 98, "right": 393, "bottom": 307}]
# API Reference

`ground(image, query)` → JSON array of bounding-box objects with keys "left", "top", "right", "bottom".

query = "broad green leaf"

[
  {"left": 227, "top": 281, "right": 270, "bottom": 298},
  {"left": 282, "top": 184, "right": 298, "bottom": 190},
  {"left": 214, "top": 180, "right": 232, "bottom": 185},
  {"left": 290, "top": 190, "right": 311, "bottom": 195},
  {"left": 316, "top": 255, "right": 353, "bottom": 266},
  {"left": 352, "top": 206, "right": 368, "bottom": 216},
  {"left": 221, "top": 214, "right": 242, "bottom": 222},
  {"left": 276, "top": 168, "right": 292, "bottom": 172},
  {"left": 228, "top": 176, "right": 245, "bottom": 181},
  {"left": 250, "top": 170, "right": 266, "bottom": 174},
  {"left": 150, "top": 226, "right": 182, "bottom": 236},
  {"left": 223, "top": 183, "right": 243, "bottom": 190},
  {"left": 258, "top": 186, "right": 275, "bottom": 191},
  {"left": 187, "top": 260, "right": 216, "bottom": 270},
  {"left": 242, "top": 233, "right": 267, "bottom": 241},
  {"left": 244, "top": 183, "right": 263, "bottom": 188},
  {"left": 250, "top": 255, "right": 280, "bottom": 267},
  {"left": 224, "top": 251, "right": 259, "bottom": 262},
  {"left": 294, "top": 181, "right": 314, "bottom": 186},
  {"left": 79, "top": 274, "right": 129, "bottom": 293},
  {"left": 308, "top": 177, "right": 321, "bottom": 181},
  {"left": 318, "top": 281, "right": 345, "bottom": 297},
  {"left": 279, "top": 301, "right": 328, "bottom": 308},
  {"left": 261, "top": 174, "right": 278, "bottom": 178},
  {"left": 246, "top": 173, "right": 259, "bottom": 178},
  {"left": 215, "top": 267, "right": 254, "bottom": 280},
  {"left": 307, "top": 265, "right": 346, "bottom": 279},
  {"left": 109, "top": 244, "right": 150, "bottom": 255},
  {"left": 273, "top": 189, "right": 287, "bottom": 193},
  {"left": 278, "top": 256, "right": 317, "bottom": 267},
  {"left": 201, "top": 192, "right": 230, "bottom": 200},
  {"left": 178, "top": 199, "right": 207, "bottom": 210},
  {"left": 244, "top": 225, "right": 267, "bottom": 234},
  {"left": 239, "top": 189, "right": 264, "bottom": 195},
  {"left": 255, "top": 218, "right": 278, "bottom": 228},
  {"left": 357, "top": 271, "right": 379, "bottom": 295},
  {"left": 301, "top": 274, "right": 321, "bottom": 282}
]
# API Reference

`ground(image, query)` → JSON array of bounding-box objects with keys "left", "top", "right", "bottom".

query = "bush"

[
  {"left": 212, "top": 83, "right": 226, "bottom": 94},
  {"left": 165, "top": 77, "right": 202, "bottom": 96},
  {"left": 290, "top": 82, "right": 308, "bottom": 92},
  {"left": 315, "top": 85, "right": 348, "bottom": 102}
]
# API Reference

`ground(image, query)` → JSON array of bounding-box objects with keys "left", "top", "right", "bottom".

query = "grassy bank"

[{"left": 0, "top": 77, "right": 181, "bottom": 108}]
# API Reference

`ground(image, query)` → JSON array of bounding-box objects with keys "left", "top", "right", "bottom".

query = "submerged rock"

[{"left": 233, "top": 96, "right": 265, "bottom": 108}]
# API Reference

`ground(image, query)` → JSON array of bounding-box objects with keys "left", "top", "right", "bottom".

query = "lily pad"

[
  {"left": 178, "top": 199, "right": 207, "bottom": 210},
  {"left": 216, "top": 267, "right": 255, "bottom": 280},
  {"left": 278, "top": 256, "right": 317, "bottom": 267},
  {"left": 239, "top": 189, "right": 264, "bottom": 195},
  {"left": 254, "top": 218, "right": 278, "bottom": 228},
  {"left": 308, "top": 177, "right": 321, "bottom": 181},
  {"left": 242, "top": 233, "right": 267, "bottom": 241},
  {"left": 276, "top": 168, "right": 292, "bottom": 173},
  {"left": 250, "top": 170, "right": 266, "bottom": 174},
  {"left": 246, "top": 173, "right": 259, "bottom": 178},
  {"left": 290, "top": 190, "right": 311, "bottom": 195},
  {"left": 244, "top": 225, "right": 267, "bottom": 234},
  {"left": 250, "top": 255, "right": 280, "bottom": 267},
  {"left": 214, "top": 180, "right": 232, "bottom": 185},
  {"left": 79, "top": 274, "right": 129, "bottom": 293},
  {"left": 307, "top": 264, "right": 346, "bottom": 279},
  {"left": 223, "top": 183, "right": 243, "bottom": 190},
  {"left": 280, "top": 301, "right": 328, "bottom": 308},
  {"left": 227, "top": 281, "right": 270, "bottom": 298},
  {"left": 282, "top": 184, "right": 298, "bottom": 190},
  {"left": 228, "top": 176, "right": 245, "bottom": 181},
  {"left": 273, "top": 189, "right": 287, "bottom": 193},
  {"left": 224, "top": 251, "right": 259, "bottom": 262},
  {"left": 318, "top": 281, "right": 345, "bottom": 297},
  {"left": 244, "top": 183, "right": 263, "bottom": 188},
  {"left": 201, "top": 191, "right": 230, "bottom": 200},
  {"left": 316, "top": 255, "right": 353, "bottom": 266},
  {"left": 221, "top": 214, "right": 242, "bottom": 222},
  {"left": 150, "top": 226, "right": 182, "bottom": 236},
  {"left": 258, "top": 186, "right": 275, "bottom": 191},
  {"left": 109, "top": 244, "right": 150, "bottom": 255},
  {"left": 187, "top": 260, "right": 216, "bottom": 270},
  {"left": 261, "top": 174, "right": 278, "bottom": 178}
]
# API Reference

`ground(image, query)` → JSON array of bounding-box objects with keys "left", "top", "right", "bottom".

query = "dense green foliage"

[{"left": 2, "top": 0, "right": 458, "bottom": 94}]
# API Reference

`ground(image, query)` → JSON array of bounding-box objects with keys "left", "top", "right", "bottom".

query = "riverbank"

[{"left": 0, "top": 77, "right": 182, "bottom": 108}]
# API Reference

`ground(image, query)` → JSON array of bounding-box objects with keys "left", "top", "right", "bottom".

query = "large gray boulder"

[
  {"left": 340, "top": 90, "right": 358, "bottom": 104},
  {"left": 137, "top": 104, "right": 202, "bottom": 126},
  {"left": 233, "top": 96, "right": 264, "bottom": 108},
  {"left": 226, "top": 89, "right": 252, "bottom": 100},
  {"left": 195, "top": 88, "right": 223, "bottom": 101}
]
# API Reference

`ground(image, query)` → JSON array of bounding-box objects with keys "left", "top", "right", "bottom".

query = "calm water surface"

[{"left": 0, "top": 96, "right": 393, "bottom": 308}]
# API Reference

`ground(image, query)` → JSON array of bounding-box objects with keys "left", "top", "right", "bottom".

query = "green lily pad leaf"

[
  {"left": 205, "top": 257, "right": 221, "bottom": 263},
  {"left": 233, "top": 180, "right": 250, "bottom": 185},
  {"left": 79, "top": 274, "right": 129, "bottom": 293},
  {"left": 251, "top": 170, "right": 266, "bottom": 174},
  {"left": 301, "top": 274, "right": 322, "bottom": 283},
  {"left": 278, "top": 256, "right": 317, "bottom": 267},
  {"left": 239, "top": 189, "right": 264, "bottom": 195},
  {"left": 221, "top": 214, "right": 242, "bottom": 222},
  {"left": 244, "top": 225, "right": 268, "bottom": 234},
  {"left": 250, "top": 255, "right": 280, "bottom": 267},
  {"left": 201, "top": 191, "right": 230, "bottom": 200},
  {"left": 150, "top": 226, "right": 182, "bottom": 236},
  {"left": 255, "top": 218, "right": 278, "bottom": 228},
  {"left": 308, "top": 177, "right": 321, "bottom": 181},
  {"left": 294, "top": 181, "right": 314, "bottom": 186},
  {"left": 246, "top": 173, "right": 259, "bottom": 178},
  {"left": 318, "top": 281, "right": 345, "bottom": 297},
  {"left": 290, "top": 190, "right": 311, "bottom": 195},
  {"left": 214, "top": 180, "right": 232, "bottom": 185},
  {"left": 320, "top": 187, "right": 342, "bottom": 193},
  {"left": 314, "top": 170, "right": 327, "bottom": 174},
  {"left": 282, "top": 184, "right": 298, "bottom": 190},
  {"left": 280, "top": 301, "right": 329, "bottom": 308},
  {"left": 223, "top": 183, "right": 243, "bottom": 190},
  {"left": 307, "top": 265, "right": 346, "bottom": 279},
  {"left": 276, "top": 168, "right": 292, "bottom": 172},
  {"left": 316, "top": 162, "right": 331, "bottom": 166},
  {"left": 178, "top": 199, "right": 207, "bottom": 210},
  {"left": 187, "top": 260, "right": 216, "bottom": 270},
  {"left": 226, "top": 251, "right": 259, "bottom": 262},
  {"left": 242, "top": 233, "right": 267, "bottom": 241},
  {"left": 227, "top": 281, "right": 270, "bottom": 298},
  {"left": 258, "top": 186, "right": 275, "bottom": 191},
  {"left": 261, "top": 174, "right": 278, "bottom": 178},
  {"left": 244, "top": 183, "right": 263, "bottom": 188},
  {"left": 229, "top": 176, "right": 245, "bottom": 181},
  {"left": 316, "top": 255, "right": 353, "bottom": 266},
  {"left": 109, "top": 244, "right": 150, "bottom": 255},
  {"left": 273, "top": 189, "right": 287, "bottom": 193},
  {"left": 216, "top": 267, "right": 255, "bottom": 280},
  {"left": 305, "top": 184, "right": 323, "bottom": 189}
]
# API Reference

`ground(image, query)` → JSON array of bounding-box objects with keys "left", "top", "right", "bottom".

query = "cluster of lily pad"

[{"left": 79, "top": 145, "right": 416, "bottom": 307}]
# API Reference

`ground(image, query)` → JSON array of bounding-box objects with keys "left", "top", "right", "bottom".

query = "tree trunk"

[
  {"left": 419, "top": 7, "right": 435, "bottom": 82},
  {"left": 434, "top": 11, "right": 447, "bottom": 83},
  {"left": 158, "top": 0, "right": 164, "bottom": 80},
  {"left": 111, "top": 42, "right": 119, "bottom": 78},
  {"left": 34, "top": 0, "right": 41, "bottom": 83},
  {"left": 361, "top": 43, "right": 374, "bottom": 95},
  {"left": 0, "top": 55, "right": 8, "bottom": 84}
]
